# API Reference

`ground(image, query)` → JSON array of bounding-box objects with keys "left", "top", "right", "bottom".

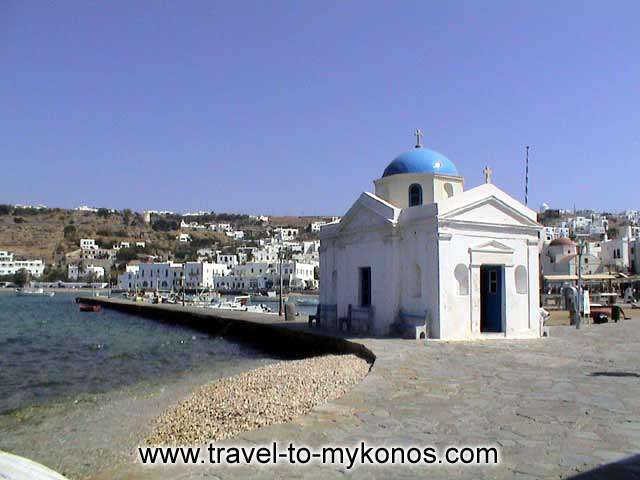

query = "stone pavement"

[{"left": 91, "top": 319, "right": 640, "bottom": 480}]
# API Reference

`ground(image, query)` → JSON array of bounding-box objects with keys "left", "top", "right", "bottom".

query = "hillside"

[{"left": 0, "top": 206, "right": 328, "bottom": 264}]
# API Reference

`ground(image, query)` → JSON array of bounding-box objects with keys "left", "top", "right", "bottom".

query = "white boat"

[
  {"left": 209, "top": 296, "right": 273, "bottom": 314},
  {"left": 209, "top": 300, "right": 246, "bottom": 311},
  {"left": 294, "top": 296, "right": 319, "bottom": 306},
  {"left": 15, "top": 288, "right": 55, "bottom": 297},
  {"left": 250, "top": 291, "right": 278, "bottom": 302}
]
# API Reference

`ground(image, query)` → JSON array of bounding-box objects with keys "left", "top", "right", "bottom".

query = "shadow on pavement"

[{"left": 567, "top": 454, "right": 640, "bottom": 479}]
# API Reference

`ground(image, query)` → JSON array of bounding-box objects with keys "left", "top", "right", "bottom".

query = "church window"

[
  {"left": 444, "top": 183, "right": 454, "bottom": 198},
  {"left": 515, "top": 265, "right": 528, "bottom": 294},
  {"left": 454, "top": 264, "right": 469, "bottom": 295},
  {"left": 412, "top": 264, "right": 422, "bottom": 298},
  {"left": 408, "top": 184, "right": 423, "bottom": 207}
]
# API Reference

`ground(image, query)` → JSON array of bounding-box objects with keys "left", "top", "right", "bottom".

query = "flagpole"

[{"left": 525, "top": 146, "right": 530, "bottom": 206}]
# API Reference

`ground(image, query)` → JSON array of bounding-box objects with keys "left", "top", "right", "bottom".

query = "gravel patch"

[{"left": 146, "top": 354, "right": 370, "bottom": 445}]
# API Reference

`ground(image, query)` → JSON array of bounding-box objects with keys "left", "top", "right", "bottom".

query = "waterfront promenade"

[{"left": 77, "top": 299, "right": 640, "bottom": 479}]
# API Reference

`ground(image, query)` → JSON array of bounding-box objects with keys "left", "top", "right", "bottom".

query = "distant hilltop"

[{"left": 0, "top": 203, "right": 339, "bottom": 265}]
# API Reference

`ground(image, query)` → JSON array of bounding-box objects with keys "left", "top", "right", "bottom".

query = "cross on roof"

[
  {"left": 483, "top": 165, "right": 493, "bottom": 184},
  {"left": 415, "top": 129, "right": 423, "bottom": 148}
]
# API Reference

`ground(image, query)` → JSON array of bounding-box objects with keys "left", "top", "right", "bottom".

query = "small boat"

[
  {"left": 15, "top": 288, "right": 55, "bottom": 297},
  {"left": 78, "top": 303, "right": 102, "bottom": 312},
  {"left": 250, "top": 291, "right": 278, "bottom": 302},
  {"left": 294, "top": 296, "right": 319, "bottom": 306},
  {"left": 209, "top": 301, "right": 273, "bottom": 314}
]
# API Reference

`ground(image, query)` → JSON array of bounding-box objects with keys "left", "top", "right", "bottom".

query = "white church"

[{"left": 319, "top": 131, "right": 543, "bottom": 340}]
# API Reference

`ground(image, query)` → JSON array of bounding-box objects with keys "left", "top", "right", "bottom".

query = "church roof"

[{"left": 382, "top": 133, "right": 459, "bottom": 178}]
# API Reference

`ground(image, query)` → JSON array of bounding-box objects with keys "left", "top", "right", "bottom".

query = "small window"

[
  {"left": 408, "top": 184, "right": 423, "bottom": 207},
  {"left": 444, "top": 183, "right": 454, "bottom": 198},
  {"left": 489, "top": 271, "right": 498, "bottom": 294}
]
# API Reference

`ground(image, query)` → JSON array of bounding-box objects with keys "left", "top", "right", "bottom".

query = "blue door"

[{"left": 480, "top": 265, "right": 504, "bottom": 333}]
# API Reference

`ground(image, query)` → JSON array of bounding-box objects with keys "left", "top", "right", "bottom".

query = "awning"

[{"left": 544, "top": 274, "right": 617, "bottom": 282}]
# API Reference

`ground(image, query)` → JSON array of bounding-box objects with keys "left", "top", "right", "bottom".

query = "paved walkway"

[{"left": 89, "top": 317, "right": 640, "bottom": 480}]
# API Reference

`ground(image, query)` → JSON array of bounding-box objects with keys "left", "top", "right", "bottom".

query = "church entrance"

[{"left": 480, "top": 265, "right": 504, "bottom": 333}]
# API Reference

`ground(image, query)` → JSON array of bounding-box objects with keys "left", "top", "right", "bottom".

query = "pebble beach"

[{"left": 146, "top": 354, "right": 371, "bottom": 445}]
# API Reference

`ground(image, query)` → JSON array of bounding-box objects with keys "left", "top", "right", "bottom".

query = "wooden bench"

[
  {"left": 398, "top": 309, "right": 429, "bottom": 340},
  {"left": 341, "top": 304, "right": 374, "bottom": 334},
  {"left": 308, "top": 304, "right": 338, "bottom": 330}
]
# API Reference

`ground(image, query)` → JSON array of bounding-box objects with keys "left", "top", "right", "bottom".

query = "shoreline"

[
  {"left": 0, "top": 350, "right": 278, "bottom": 479},
  {"left": 75, "top": 297, "right": 377, "bottom": 362},
  {"left": 147, "top": 354, "right": 370, "bottom": 446},
  {"left": 0, "top": 287, "right": 111, "bottom": 294},
  {"left": 2, "top": 297, "right": 375, "bottom": 479}
]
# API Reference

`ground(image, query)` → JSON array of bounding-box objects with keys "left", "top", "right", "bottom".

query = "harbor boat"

[
  {"left": 250, "top": 291, "right": 279, "bottom": 302},
  {"left": 209, "top": 296, "right": 249, "bottom": 311},
  {"left": 209, "top": 296, "right": 272, "bottom": 313},
  {"left": 78, "top": 303, "right": 102, "bottom": 312},
  {"left": 15, "top": 288, "right": 55, "bottom": 297},
  {"left": 294, "top": 295, "right": 319, "bottom": 306}
]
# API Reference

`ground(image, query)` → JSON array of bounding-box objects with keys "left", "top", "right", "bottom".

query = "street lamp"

[
  {"left": 576, "top": 239, "right": 585, "bottom": 328},
  {"left": 278, "top": 247, "right": 287, "bottom": 317}
]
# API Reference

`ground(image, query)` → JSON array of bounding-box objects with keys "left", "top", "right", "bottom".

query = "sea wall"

[{"left": 76, "top": 297, "right": 376, "bottom": 364}]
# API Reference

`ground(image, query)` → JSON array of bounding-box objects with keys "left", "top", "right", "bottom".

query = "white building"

[
  {"left": 319, "top": 134, "right": 542, "bottom": 339},
  {"left": 540, "top": 237, "right": 601, "bottom": 278},
  {"left": 85, "top": 265, "right": 105, "bottom": 279},
  {"left": 216, "top": 253, "right": 239, "bottom": 268},
  {"left": 213, "top": 260, "right": 316, "bottom": 291},
  {"left": 252, "top": 245, "right": 279, "bottom": 263},
  {"left": 226, "top": 230, "right": 245, "bottom": 240},
  {"left": 176, "top": 233, "right": 192, "bottom": 243},
  {"left": 0, "top": 251, "right": 45, "bottom": 278},
  {"left": 273, "top": 227, "right": 298, "bottom": 241},
  {"left": 311, "top": 221, "right": 327, "bottom": 233},
  {"left": 75, "top": 205, "right": 98, "bottom": 212},
  {"left": 68, "top": 264, "right": 80, "bottom": 281},
  {"left": 117, "top": 265, "right": 140, "bottom": 290},
  {"left": 601, "top": 237, "right": 632, "bottom": 272},
  {"left": 210, "top": 223, "right": 232, "bottom": 233},
  {"left": 624, "top": 210, "right": 640, "bottom": 224},
  {"left": 117, "top": 262, "right": 184, "bottom": 291},
  {"left": 184, "top": 262, "right": 217, "bottom": 289},
  {"left": 542, "top": 225, "right": 570, "bottom": 242},
  {"left": 80, "top": 238, "right": 98, "bottom": 250}
]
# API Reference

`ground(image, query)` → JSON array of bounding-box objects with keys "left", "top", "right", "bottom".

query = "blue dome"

[{"left": 382, "top": 147, "right": 459, "bottom": 178}]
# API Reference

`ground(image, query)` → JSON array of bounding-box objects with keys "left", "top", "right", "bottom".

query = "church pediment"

[
  {"left": 468, "top": 240, "right": 515, "bottom": 266},
  {"left": 336, "top": 192, "right": 399, "bottom": 235},
  {"left": 469, "top": 240, "right": 515, "bottom": 254},
  {"left": 439, "top": 195, "right": 540, "bottom": 230}
]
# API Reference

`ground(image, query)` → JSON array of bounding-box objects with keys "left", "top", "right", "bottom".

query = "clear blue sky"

[{"left": 1, "top": 1, "right": 638, "bottom": 215}]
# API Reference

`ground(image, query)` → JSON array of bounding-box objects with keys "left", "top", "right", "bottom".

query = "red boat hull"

[{"left": 79, "top": 303, "right": 101, "bottom": 312}]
